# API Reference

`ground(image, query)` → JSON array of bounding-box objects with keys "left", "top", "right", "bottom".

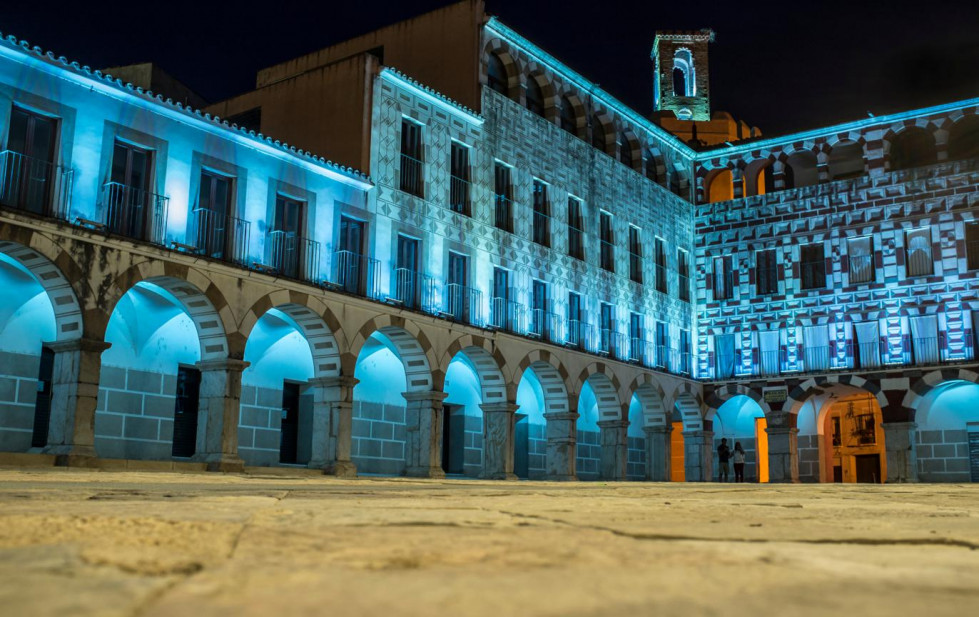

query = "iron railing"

[
  {"left": 629, "top": 254, "right": 643, "bottom": 285},
  {"left": 599, "top": 328, "right": 624, "bottom": 359},
  {"left": 911, "top": 336, "right": 941, "bottom": 366},
  {"left": 802, "top": 345, "right": 831, "bottom": 372},
  {"left": 532, "top": 210, "right": 551, "bottom": 247},
  {"left": 567, "top": 319, "right": 594, "bottom": 351},
  {"left": 855, "top": 341, "right": 882, "bottom": 369},
  {"left": 449, "top": 176, "right": 471, "bottom": 216},
  {"left": 489, "top": 297, "right": 526, "bottom": 333},
  {"left": 191, "top": 207, "right": 249, "bottom": 265},
  {"left": 568, "top": 226, "right": 585, "bottom": 260},
  {"left": 266, "top": 231, "right": 319, "bottom": 282},
  {"left": 399, "top": 153, "right": 424, "bottom": 197},
  {"left": 332, "top": 249, "right": 379, "bottom": 298},
  {"left": 715, "top": 352, "right": 736, "bottom": 379},
  {"left": 655, "top": 263, "right": 668, "bottom": 294},
  {"left": 101, "top": 181, "right": 169, "bottom": 245},
  {"left": 629, "top": 337, "right": 653, "bottom": 366},
  {"left": 529, "top": 308, "right": 560, "bottom": 342},
  {"left": 670, "top": 349, "right": 693, "bottom": 376},
  {"left": 600, "top": 240, "right": 615, "bottom": 272},
  {"left": 906, "top": 248, "right": 933, "bottom": 277},
  {"left": 494, "top": 194, "right": 513, "bottom": 232},
  {"left": 0, "top": 150, "right": 72, "bottom": 219},
  {"left": 391, "top": 268, "right": 436, "bottom": 312},
  {"left": 444, "top": 283, "right": 483, "bottom": 326}
]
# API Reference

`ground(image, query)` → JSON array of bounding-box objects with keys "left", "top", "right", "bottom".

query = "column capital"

[
  {"left": 597, "top": 420, "right": 629, "bottom": 430},
  {"left": 682, "top": 429, "right": 714, "bottom": 439},
  {"left": 765, "top": 426, "right": 799, "bottom": 437},
  {"left": 45, "top": 338, "right": 111, "bottom": 354},
  {"left": 402, "top": 390, "right": 449, "bottom": 404},
  {"left": 198, "top": 358, "right": 250, "bottom": 373},
  {"left": 544, "top": 411, "right": 579, "bottom": 422},
  {"left": 306, "top": 375, "right": 359, "bottom": 389},
  {"left": 643, "top": 425, "right": 672, "bottom": 436},
  {"left": 480, "top": 402, "right": 519, "bottom": 414}
]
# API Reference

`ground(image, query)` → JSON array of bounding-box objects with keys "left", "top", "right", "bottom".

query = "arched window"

[
  {"left": 707, "top": 170, "right": 734, "bottom": 203},
  {"left": 591, "top": 116, "right": 607, "bottom": 152},
  {"left": 620, "top": 135, "right": 634, "bottom": 169},
  {"left": 828, "top": 142, "right": 866, "bottom": 180},
  {"left": 785, "top": 151, "right": 818, "bottom": 188},
  {"left": 672, "top": 49, "right": 694, "bottom": 97},
  {"left": 560, "top": 96, "right": 578, "bottom": 134},
  {"left": 645, "top": 155, "right": 659, "bottom": 183},
  {"left": 487, "top": 53, "right": 509, "bottom": 96},
  {"left": 889, "top": 128, "right": 937, "bottom": 171},
  {"left": 526, "top": 77, "right": 545, "bottom": 117},
  {"left": 947, "top": 116, "right": 979, "bottom": 162}
]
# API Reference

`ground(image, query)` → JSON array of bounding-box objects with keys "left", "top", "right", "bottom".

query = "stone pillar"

[
  {"left": 598, "top": 419, "right": 628, "bottom": 481},
  {"left": 643, "top": 425, "right": 672, "bottom": 481},
  {"left": 544, "top": 410, "right": 578, "bottom": 481},
  {"left": 767, "top": 427, "right": 800, "bottom": 483},
  {"left": 402, "top": 391, "right": 447, "bottom": 478},
  {"left": 683, "top": 430, "right": 713, "bottom": 482},
  {"left": 194, "top": 358, "right": 248, "bottom": 472},
  {"left": 816, "top": 151, "right": 830, "bottom": 183},
  {"left": 883, "top": 422, "right": 919, "bottom": 483},
  {"left": 304, "top": 375, "right": 357, "bottom": 477},
  {"left": 41, "top": 338, "right": 111, "bottom": 464},
  {"left": 480, "top": 402, "right": 518, "bottom": 480},
  {"left": 731, "top": 168, "right": 744, "bottom": 199}
]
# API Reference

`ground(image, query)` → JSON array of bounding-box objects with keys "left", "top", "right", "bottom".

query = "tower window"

[{"left": 672, "top": 49, "right": 695, "bottom": 97}]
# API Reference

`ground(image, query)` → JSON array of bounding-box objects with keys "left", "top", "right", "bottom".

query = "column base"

[
  {"left": 404, "top": 466, "right": 446, "bottom": 479},
  {"left": 479, "top": 471, "right": 519, "bottom": 481},
  {"left": 322, "top": 460, "right": 358, "bottom": 478},
  {"left": 198, "top": 454, "right": 245, "bottom": 473}
]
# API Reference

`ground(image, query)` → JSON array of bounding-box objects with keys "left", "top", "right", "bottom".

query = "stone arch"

[
  {"left": 827, "top": 139, "right": 866, "bottom": 181},
  {"left": 784, "top": 375, "right": 888, "bottom": 416},
  {"left": 483, "top": 41, "right": 520, "bottom": 100},
  {"left": 705, "top": 384, "right": 772, "bottom": 420},
  {"left": 629, "top": 375, "right": 668, "bottom": 428},
  {"left": 514, "top": 350, "right": 571, "bottom": 414},
  {"left": 743, "top": 155, "right": 775, "bottom": 196},
  {"left": 524, "top": 64, "right": 556, "bottom": 118},
  {"left": 590, "top": 109, "right": 615, "bottom": 155},
  {"left": 783, "top": 148, "right": 819, "bottom": 188},
  {"left": 104, "top": 263, "right": 232, "bottom": 361},
  {"left": 644, "top": 146, "right": 665, "bottom": 184},
  {"left": 347, "top": 315, "right": 437, "bottom": 393},
  {"left": 946, "top": 114, "right": 979, "bottom": 161},
  {"left": 704, "top": 165, "right": 735, "bottom": 203},
  {"left": 575, "top": 365, "right": 623, "bottom": 421},
  {"left": 0, "top": 238, "right": 84, "bottom": 341},
  {"left": 670, "top": 382, "right": 704, "bottom": 431},
  {"left": 885, "top": 124, "right": 938, "bottom": 171},
  {"left": 618, "top": 130, "right": 642, "bottom": 172},
  {"left": 440, "top": 334, "right": 509, "bottom": 404},
  {"left": 558, "top": 90, "right": 586, "bottom": 137},
  {"left": 902, "top": 368, "right": 979, "bottom": 422},
  {"left": 238, "top": 293, "right": 344, "bottom": 379}
]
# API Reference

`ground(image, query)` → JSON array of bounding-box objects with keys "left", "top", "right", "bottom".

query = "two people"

[{"left": 717, "top": 438, "right": 746, "bottom": 482}]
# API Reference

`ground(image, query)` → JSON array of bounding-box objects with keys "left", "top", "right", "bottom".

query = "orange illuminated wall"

[
  {"left": 821, "top": 395, "right": 887, "bottom": 483},
  {"left": 755, "top": 417, "right": 769, "bottom": 483},
  {"left": 670, "top": 421, "right": 685, "bottom": 482}
]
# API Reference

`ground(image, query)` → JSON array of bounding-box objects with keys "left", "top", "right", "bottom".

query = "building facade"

[{"left": 0, "top": 0, "right": 977, "bottom": 483}]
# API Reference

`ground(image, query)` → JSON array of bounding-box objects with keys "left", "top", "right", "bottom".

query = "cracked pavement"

[{"left": 0, "top": 470, "right": 976, "bottom": 616}]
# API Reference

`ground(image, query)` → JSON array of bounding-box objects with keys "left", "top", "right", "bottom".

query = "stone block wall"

[
  {"left": 627, "top": 435, "right": 646, "bottom": 480},
  {"left": 917, "top": 429, "right": 973, "bottom": 482},
  {"left": 797, "top": 434, "right": 821, "bottom": 482},
  {"left": 352, "top": 401, "right": 408, "bottom": 475},
  {"left": 237, "top": 384, "right": 315, "bottom": 467},
  {"left": 94, "top": 365, "right": 178, "bottom": 460},
  {"left": 0, "top": 350, "right": 40, "bottom": 452},
  {"left": 576, "top": 429, "right": 600, "bottom": 480}
]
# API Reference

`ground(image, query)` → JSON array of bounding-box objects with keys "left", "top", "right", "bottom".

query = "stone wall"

[
  {"left": 627, "top": 435, "right": 646, "bottom": 481},
  {"left": 575, "top": 429, "right": 600, "bottom": 481},
  {"left": 94, "top": 365, "right": 178, "bottom": 460},
  {"left": 917, "top": 429, "right": 973, "bottom": 482},
  {"left": 352, "top": 401, "right": 408, "bottom": 475},
  {"left": 0, "top": 350, "right": 40, "bottom": 452}
]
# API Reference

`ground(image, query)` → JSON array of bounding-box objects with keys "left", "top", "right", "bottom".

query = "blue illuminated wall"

[
  {"left": 515, "top": 369, "right": 547, "bottom": 479},
  {"left": 626, "top": 397, "right": 646, "bottom": 480},
  {"left": 352, "top": 335, "right": 409, "bottom": 475},
  {"left": 443, "top": 357, "right": 484, "bottom": 476},
  {"left": 575, "top": 383, "right": 600, "bottom": 481}
]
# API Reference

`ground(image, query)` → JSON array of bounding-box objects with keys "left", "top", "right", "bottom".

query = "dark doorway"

[
  {"left": 171, "top": 365, "right": 201, "bottom": 457},
  {"left": 30, "top": 346, "right": 55, "bottom": 448},
  {"left": 441, "top": 404, "right": 464, "bottom": 475},
  {"left": 514, "top": 413, "right": 529, "bottom": 478},
  {"left": 832, "top": 465, "right": 843, "bottom": 483},
  {"left": 279, "top": 381, "right": 301, "bottom": 464},
  {"left": 855, "top": 454, "right": 882, "bottom": 483},
  {"left": 4, "top": 107, "right": 58, "bottom": 216}
]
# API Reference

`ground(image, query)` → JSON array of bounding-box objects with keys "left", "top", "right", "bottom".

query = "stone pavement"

[{"left": 0, "top": 470, "right": 976, "bottom": 616}]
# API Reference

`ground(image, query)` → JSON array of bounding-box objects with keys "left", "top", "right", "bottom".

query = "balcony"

[
  {"left": 494, "top": 194, "right": 513, "bottom": 233},
  {"left": 266, "top": 231, "right": 320, "bottom": 282},
  {"left": 567, "top": 319, "right": 594, "bottom": 351},
  {"left": 101, "top": 181, "right": 169, "bottom": 245},
  {"left": 0, "top": 150, "right": 72, "bottom": 219},
  {"left": 191, "top": 207, "right": 249, "bottom": 265},
  {"left": 390, "top": 268, "right": 436, "bottom": 312},
  {"left": 399, "top": 153, "right": 424, "bottom": 198},
  {"left": 532, "top": 210, "right": 551, "bottom": 247},
  {"left": 598, "top": 328, "right": 624, "bottom": 360},
  {"left": 629, "top": 337, "right": 653, "bottom": 366},
  {"left": 332, "top": 249, "right": 379, "bottom": 298},
  {"left": 802, "top": 345, "right": 831, "bottom": 372},
  {"left": 669, "top": 348, "right": 692, "bottom": 376},
  {"left": 449, "top": 176, "right": 471, "bottom": 216},
  {"left": 490, "top": 297, "right": 526, "bottom": 334},
  {"left": 444, "top": 283, "right": 483, "bottom": 326},
  {"left": 529, "top": 308, "right": 560, "bottom": 343},
  {"left": 715, "top": 352, "right": 736, "bottom": 379}
]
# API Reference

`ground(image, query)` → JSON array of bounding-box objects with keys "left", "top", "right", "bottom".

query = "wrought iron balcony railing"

[
  {"left": 444, "top": 283, "right": 483, "bottom": 326},
  {"left": 101, "top": 181, "right": 169, "bottom": 245},
  {"left": 391, "top": 267, "right": 436, "bottom": 312},
  {"left": 489, "top": 296, "right": 526, "bottom": 334},
  {"left": 449, "top": 176, "right": 471, "bottom": 216},
  {"left": 266, "top": 231, "right": 320, "bottom": 282},
  {"left": 494, "top": 194, "right": 513, "bottom": 233},
  {"left": 0, "top": 150, "right": 72, "bottom": 219},
  {"left": 191, "top": 207, "right": 249, "bottom": 265},
  {"left": 399, "top": 153, "right": 424, "bottom": 198},
  {"left": 529, "top": 308, "right": 560, "bottom": 343},
  {"left": 332, "top": 249, "right": 379, "bottom": 298}
]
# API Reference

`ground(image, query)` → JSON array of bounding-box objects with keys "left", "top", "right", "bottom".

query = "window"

[
  {"left": 655, "top": 238, "right": 668, "bottom": 294},
  {"left": 679, "top": 329, "right": 692, "bottom": 375},
  {"left": 532, "top": 180, "right": 550, "bottom": 247},
  {"left": 270, "top": 195, "right": 306, "bottom": 279},
  {"left": 756, "top": 249, "right": 777, "bottom": 295},
  {"left": 677, "top": 249, "right": 690, "bottom": 302},
  {"left": 487, "top": 54, "right": 508, "bottom": 96},
  {"left": 910, "top": 315, "right": 940, "bottom": 365},
  {"left": 567, "top": 197, "right": 584, "bottom": 260},
  {"left": 568, "top": 291, "right": 584, "bottom": 348},
  {"left": 853, "top": 321, "right": 881, "bottom": 369},
  {"left": 803, "top": 325, "right": 830, "bottom": 372},
  {"left": 713, "top": 255, "right": 733, "bottom": 300},
  {"left": 446, "top": 252, "right": 469, "bottom": 322},
  {"left": 967, "top": 224, "right": 979, "bottom": 270},
  {"left": 336, "top": 216, "right": 366, "bottom": 294},
  {"left": 600, "top": 211, "right": 614, "bottom": 272},
  {"left": 591, "top": 116, "right": 607, "bottom": 152},
  {"left": 645, "top": 156, "right": 659, "bottom": 183},
  {"left": 194, "top": 170, "right": 235, "bottom": 260},
  {"left": 758, "top": 330, "right": 780, "bottom": 376},
  {"left": 399, "top": 120, "right": 424, "bottom": 197},
  {"left": 494, "top": 163, "right": 513, "bottom": 233},
  {"left": 628, "top": 226, "right": 643, "bottom": 284},
  {"left": 490, "top": 267, "right": 513, "bottom": 331},
  {"left": 449, "top": 142, "right": 470, "bottom": 216},
  {"left": 847, "top": 237, "right": 875, "bottom": 284},
  {"left": 905, "top": 228, "right": 933, "bottom": 277},
  {"left": 655, "top": 322, "right": 668, "bottom": 368},
  {"left": 673, "top": 49, "right": 694, "bottom": 97},
  {"left": 531, "top": 280, "right": 549, "bottom": 338},
  {"left": 599, "top": 302, "right": 615, "bottom": 355},
  {"left": 393, "top": 235, "right": 420, "bottom": 308},
  {"left": 800, "top": 243, "right": 826, "bottom": 290},
  {"left": 107, "top": 140, "right": 154, "bottom": 241},
  {"left": 715, "top": 334, "right": 735, "bottom": 379},
  {"left": 620, "top": 136, "right": 634, "bottom": 169},
  {"left": 526, "top": 77, "right": 545, "bottom": 117},
  {"left": 629, "top": 313, "right": 644, "bottom": 362},
  {"left": 3, "top": 107, "right": 58, "bottom": 216},
  {"left": 560, "top": 97, "right": 577, "bottom": 134}
]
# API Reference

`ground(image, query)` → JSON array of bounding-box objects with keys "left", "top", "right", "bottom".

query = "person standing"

[
  {"left": 733, "top": 442, "right": 746, "bottom": 483},
  {"left": 717, "top": 438, "right": 731, "bottom": 482}
]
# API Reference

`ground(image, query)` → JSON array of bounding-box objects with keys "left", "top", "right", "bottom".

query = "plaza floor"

[{"left": 0, "top": 469, "right": 976, "bottom": 616}]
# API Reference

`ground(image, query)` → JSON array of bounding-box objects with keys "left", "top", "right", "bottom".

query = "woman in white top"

[{"left": 733, "top": 442, "right": 746, "bottom": 483}]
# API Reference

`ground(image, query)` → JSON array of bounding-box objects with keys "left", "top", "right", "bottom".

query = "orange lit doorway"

[
  {"left": 754, "top": 417, "right": 769, "bottom": 483},
  {"left": 822, "top": 394, "right": 887, "bottom": 483},
  {"left": 670, "top": 421, "right": 685, "bottom": 481}
]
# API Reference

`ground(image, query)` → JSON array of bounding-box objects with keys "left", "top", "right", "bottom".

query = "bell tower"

[{"left": 652, "top": 29, "right": 715, "bottom": 122}]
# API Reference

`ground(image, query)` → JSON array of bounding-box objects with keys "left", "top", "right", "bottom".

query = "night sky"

[{"left": 4, "top": 0, "right": 978, "bottom": 136}]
